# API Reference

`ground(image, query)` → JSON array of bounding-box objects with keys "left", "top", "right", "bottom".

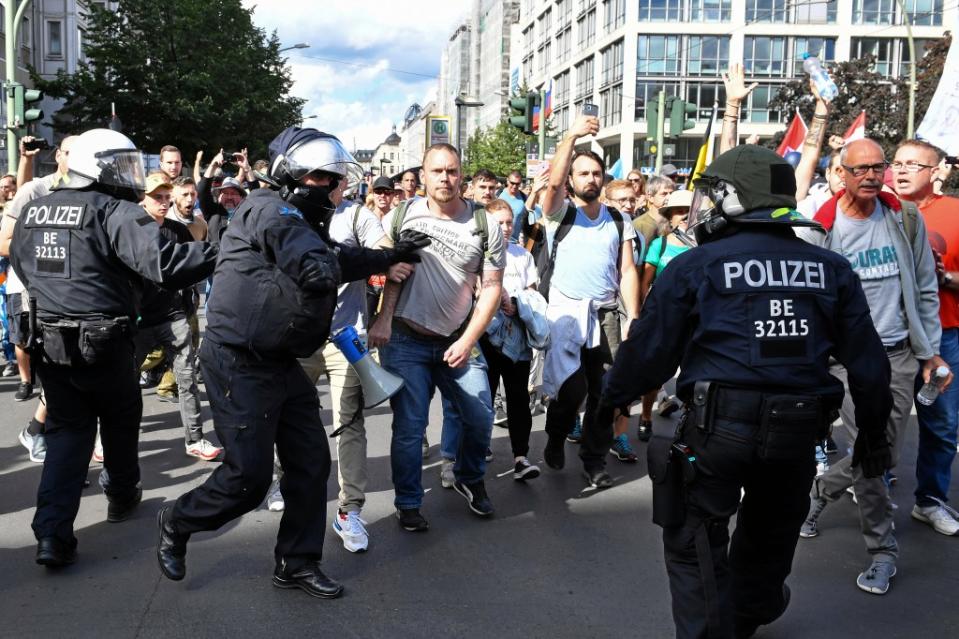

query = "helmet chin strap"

[{"left": 279, "top": 179, "right": 338, "bottom": 230}]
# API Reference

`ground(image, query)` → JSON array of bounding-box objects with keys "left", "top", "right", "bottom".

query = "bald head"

[{"left": 840, "top": 138, "right": 884, "bottom": 166}]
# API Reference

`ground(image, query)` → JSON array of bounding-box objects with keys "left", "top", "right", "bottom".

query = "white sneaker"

[
  {"left": 816, "top": 461, "right": 829, "bottom": 477},
  {"left": 92, "top": 433, "right": 104, "bottom": 464},
  {"left": 185, "top": 438, "right": 223, "bottom": 461},
  {"left": 440, "top": 459, "right": 455, "bottom": 489},
  {"left": 266, "top": 479, "right": 284, "bottom": 512},
  {"left": 333, "top": 510, "right": 369, "bottom": 553},
  {"left": 912, "top": 499, "right": 959, "bottom": 536}
]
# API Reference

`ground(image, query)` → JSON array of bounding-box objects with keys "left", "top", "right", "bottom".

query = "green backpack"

[{"left": 389, "top": 198, "right": 490, "bottom": 273}]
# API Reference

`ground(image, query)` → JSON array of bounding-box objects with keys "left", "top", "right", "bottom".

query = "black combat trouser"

[
  {"left": 171, "top": 340, "right": 331, "bottom": 568},
  {"left": 663, "top": 417, "right": 815, "bottom": 639},
  {"left": 544, "top": 307, "right": 621, "bottom": 471},
  {"left": 32, "top": 340, "right": 142, "bottom": 545}
]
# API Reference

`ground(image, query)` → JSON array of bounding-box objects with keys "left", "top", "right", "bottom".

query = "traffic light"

[
  {"left": 668, "top": 97, "right": 696, "bottom": 137},
  {"left": 509, "top": 93, "right": 540, "bottom": 135},
  {"left": 646, "top": 101, "right": 659, "bottom": 142},
  {"left": 12, "top": 83, "right": 43, "bottom": 129}
]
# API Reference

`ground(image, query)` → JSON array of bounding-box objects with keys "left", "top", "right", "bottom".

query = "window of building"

[
  {"left": 634, "top": 80, "right": 680, "bottom": 121},
  {"left": 686, "top": 36, "right": 729, "bottom": 76},
  {"left": 743, "top": 84, "right": 784, "bottom": 123},
  {"left": 853, "top": 0, "right": 895, "bottom": 25},
  {"left": 902, "top": 0, "right": 943, "bottom": 26},
  {"left": 577, "top": 0, "right": 597, "bottom": 13},
  {"left": 685, "top": 82, "right": 726, "bottom": 120},
  {"left": 792, "top": 0, "right": 836, "bottom": 23},
  {"left": 555, "top": 106, "right": 570, "bottom": 135},
  {"left": 577, "top": 9, "right": 596, "bottom": 48},
  {"left": 523, "top": 26, "right": 534, "bottom": 51},
  {"left": 600, "top": 84, "right": 623, "bottom": 127},
  {"left": 638, "top": 0, "right": 682, "bottom": 21},
  {"left": 851, "top": 37, "right": 895, "bottom": 77},
  {"left": 900, "top": 38, "right": 935, "bottom": 77},
  {"left": 557, "top": 27, "right": 572, "bottom": 62},
  {"left": 601, "top": 39, "right": 624, "bottom": 86},
  {"left": 690, "top": 0, "right": 732, "bottom": 21},
  {"left": 792, "top": 37, "right": 836, "bottom": 75},
  {"left": 557, "top": 0, "right": 572, "bottom": 28},
  {"left": 743, "top": 36, "right": 787, "bottom": 76},
  {"left": 637, "top": 34, "right": 681, "bottom": 76},
  {"left": 745, "top": 0, "right": 787, "bottom": 22},
  {"left": 538, "top": 8, "right": 552, "bottom": 40},
  {"left": 46, "top": 20, "right": 63, "bottom": 57},
  {"left": 21, "top": 16, "right": 31, "bottom": 47},
  {"left": 554, "top": 71, "right": 571, "bottom": 105},
  {"left": 602, "top": 0, "right": 626, "bottom": 31},
  {"left": 575, "top": 56, "right": 595, "bottom": 100}
]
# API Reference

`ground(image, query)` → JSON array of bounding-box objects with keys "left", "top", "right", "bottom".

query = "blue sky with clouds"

[{"left": 243, "top": 1, "right": 469, "bottom": 151}]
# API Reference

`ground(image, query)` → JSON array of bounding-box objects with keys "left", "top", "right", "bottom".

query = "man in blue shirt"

[{"left": 499, "top": 170, "right": 527, "bottom": 243}]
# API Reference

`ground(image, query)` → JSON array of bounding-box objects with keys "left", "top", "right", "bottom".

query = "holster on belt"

[
  {"left": 39, "top": 316, "right": 131, "bottom": 366},
  {"left": 648, "top": 411, "right": 695, "bottom": 528}
]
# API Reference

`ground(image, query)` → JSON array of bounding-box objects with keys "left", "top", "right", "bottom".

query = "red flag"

[
  {"left": 843, "top": 111, "right": 866, "bottom": 142},
  {"left": 776, "top": 110, "right": 808, "bottom": 157}
]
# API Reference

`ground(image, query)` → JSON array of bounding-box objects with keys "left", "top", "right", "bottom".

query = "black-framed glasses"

[
  {"left": 890, "top": 160, "right": 936, "bottom": 173},
  {"left": 841, "top": 162, "right": 888, "bottom": 177}
]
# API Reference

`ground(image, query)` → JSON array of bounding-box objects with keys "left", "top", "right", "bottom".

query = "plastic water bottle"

[
  {"left": 917, "top": 366, "right": 950, "bottom": 406},
  {"left": 802, "top": 54, "right": 838, "bottom": 102}
]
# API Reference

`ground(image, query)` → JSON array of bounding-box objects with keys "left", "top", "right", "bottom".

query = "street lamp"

[
  {"left": 300, "top": 114, "right": 318, "bottom": 124},
  {"left": 454, "top": 93, "right": 484, "bottom": 160},
  {"left": 279, "top": 42, "right": 310, "bottom": 54}
]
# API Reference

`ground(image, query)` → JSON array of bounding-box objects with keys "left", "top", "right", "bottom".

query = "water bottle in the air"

[
  {"left": 802, "top": 53, "right": 838, "bottom": 102},
  {"left": 917, "top": 365, "right": 951, "bottom": 406}
]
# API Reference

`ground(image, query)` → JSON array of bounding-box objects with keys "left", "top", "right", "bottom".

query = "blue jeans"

[
  {"left": 915, "top": 327, "right": 959, "bottom": 507},
  {"left": 380, "top": 325, "right": 493, "bottom": 510},
  {"left": 439, "top": 395, "right": 462, "bottom": 461}
]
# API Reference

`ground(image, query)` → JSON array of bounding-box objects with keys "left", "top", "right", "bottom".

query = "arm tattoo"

[
  {"left": 804, "top": 116, "right": 828, "bottom": 148},
  {"left": 481, "top": 270, "right": 503, "bottom": 290}
]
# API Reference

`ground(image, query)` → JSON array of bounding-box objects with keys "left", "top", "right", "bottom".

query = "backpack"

[
  {"left": 390, "top": 198, "right": 490, "bottom": 273},
  {"left": 900, "top": 199, "right": 919, "bottom": 245},
  {"left": 526, "top": 202, "right": 625, "bottom": 301}
]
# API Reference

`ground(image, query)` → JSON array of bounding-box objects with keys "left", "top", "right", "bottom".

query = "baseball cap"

[
  {"left": 371, "top": 176, "right": 394, "bottom": 191},
  {"left": 213, "top": 176, "right": 248, "bottom": 196},
  {"left": 144, "top": 173, "right": 172, "bottom": 196},
  {"left": 660, "top": 163, "right": 679, "bottom": 177}
]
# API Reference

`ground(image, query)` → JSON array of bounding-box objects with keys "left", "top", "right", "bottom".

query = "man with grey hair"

[{"left": 800, "top": 138, "right": 950, "bottom": 595}]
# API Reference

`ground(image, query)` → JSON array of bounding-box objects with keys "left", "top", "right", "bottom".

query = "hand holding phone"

[{"left": 582, "top": 103, "right": 599, "bottom": 117}]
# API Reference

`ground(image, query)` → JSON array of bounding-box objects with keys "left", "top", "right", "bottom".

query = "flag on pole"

[
  {"left": 843, "top": 110, "right": 866, "bottom": 142},
  {"left": 688, "top": 102, "right": 718, "bottom": 188},
  {"left": 776, "top": 109, "right": 808, "bottom": 157},
  {"left": 544, "top": 80, "right": 553, "bottom": 119},
  {"left": 609, "top": 157, "right": 623, "bottom": 180}
]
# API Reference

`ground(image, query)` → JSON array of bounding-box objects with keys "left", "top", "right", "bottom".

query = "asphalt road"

[{"left": 1, "top": 363, "right": 958, "bottom": 639}]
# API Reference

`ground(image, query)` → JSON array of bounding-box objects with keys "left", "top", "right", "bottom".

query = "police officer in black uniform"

[
  {"left": 601, "top": 146, "right": 894, "bottom": 638},
  {"left": 156, "top": 127, "right": 429, "bottom": 599},
  {"left": 9, "top": 128, "right": 217, "bottom": 567}
]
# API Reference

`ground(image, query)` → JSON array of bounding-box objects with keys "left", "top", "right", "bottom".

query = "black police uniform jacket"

[
  {"left": 9, "top": 187, "right": 216, "bottom": 321},
  {"left": 603, "top": 224, "right": 892, "bottom": 431},
  {"left": 204, "top": 188, "right": 393, "bottom": 360}
]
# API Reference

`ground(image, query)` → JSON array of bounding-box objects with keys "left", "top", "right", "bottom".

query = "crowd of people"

[{"left": 2, "top": 58, "right": 958, "bottom": 638}]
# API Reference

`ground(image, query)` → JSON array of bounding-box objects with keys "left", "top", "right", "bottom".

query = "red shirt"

[{"left": 918, "top": 194, "right": 959, "bottom": 328}]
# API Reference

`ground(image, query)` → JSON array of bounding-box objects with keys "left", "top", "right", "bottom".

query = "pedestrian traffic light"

[
  {"left": 509, "top": 93, "right": 539, "bottom": 135},
  {"left": 668, "top": 97, "right": 696, "bottom": 137},
  {"left": 13, "top": 83, "right": 43, "bottom": 129}
]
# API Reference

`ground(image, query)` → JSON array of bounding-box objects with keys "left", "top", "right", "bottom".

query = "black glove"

[
  {"left": 299, "top": 255, "right": 340, "bottom": 294},
  {"left": 386, "top": 230, "right": 431, "bottom": 265},
  {"left": 851, "top": 429, "right": 893, "bottom": 479}
]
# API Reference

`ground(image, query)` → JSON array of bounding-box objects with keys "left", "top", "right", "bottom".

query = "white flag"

[{"left": 916, "top": 38, "right": 959, "bottom": 154}]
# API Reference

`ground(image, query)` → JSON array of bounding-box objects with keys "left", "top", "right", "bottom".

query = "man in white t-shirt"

[
  {"left": 369, "top": 143, "right": 506, "bottom": 530},
  {"left": 539, "top": 115, "right": 641, "bottom": 489}
]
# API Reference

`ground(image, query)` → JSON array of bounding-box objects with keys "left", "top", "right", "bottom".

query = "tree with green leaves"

[
  {"left": 768, "top": 35, "right": 952, "bottom": 160},
  {"left": 33, "top": 0, "right": 304, "bottom": 161},
  {"left": 463, "top": 120, "right": 533, "bottom": 178}
]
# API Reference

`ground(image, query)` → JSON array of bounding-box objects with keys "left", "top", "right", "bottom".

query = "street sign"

[
  {"left": 663, "top": 143, "right": 676, "bottom": 157},
  {"left": 527, "top": 137, "right": 557, "bottom": 160},
  {"left": 426, "top": 115, "right": 451, "bottom": 147}
]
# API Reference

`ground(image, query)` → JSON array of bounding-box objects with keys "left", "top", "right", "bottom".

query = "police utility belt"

[
  {"left": 37, "top": 317, "right": 132, "bottom": 367},
  {"left": 648, "top": 381, "right": 830, "bottom": 528}
]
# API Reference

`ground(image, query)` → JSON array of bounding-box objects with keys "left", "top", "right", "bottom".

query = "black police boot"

[
  {"left": 637, "top": 419, "right": 652, "bottom": 442},
  {"left": 36, "top": 537, "right": 77, "bottom": 567},
  {"left": 156, "top": 506, "right": 188, "bottom": 581},
  {"left": 544, "top": 436, "right": 565, "bottom": 470},
  {"left": 734, "top": 584, "right": 791, "bottom": 639},
  {"left": 582, "top": 467, "right": 613, "bottom": 489},
  {"left": 107, "top": 487, "right": 143, "bottom": 523},
  {"left": 272, "top": 560, "right": 344, "bottom": 599}
]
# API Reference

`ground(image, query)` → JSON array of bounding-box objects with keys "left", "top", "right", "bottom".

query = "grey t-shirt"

[
  {"left": 391, "top": 197, "right": 506, "bottom": 336},
  {"left": 834, "top": 202, "right": 909, "bottom": 345},
  {"left": 4, "top": 173, "right": 59, "bottom": 294},
  {"left": 329, "top": 202, "right": 385, "bottom": 333}
]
